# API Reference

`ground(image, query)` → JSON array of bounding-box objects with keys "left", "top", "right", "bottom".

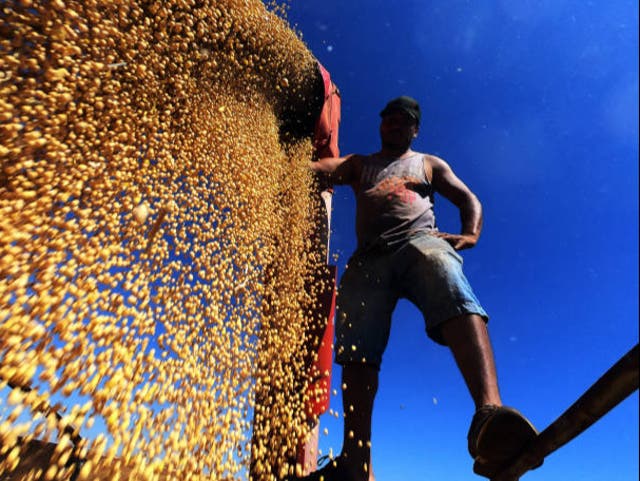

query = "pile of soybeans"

[{"left": 0, "top": 1, "right": 328, "bottom": 480}]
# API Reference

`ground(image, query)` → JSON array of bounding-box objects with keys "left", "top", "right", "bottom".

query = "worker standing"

[{"left": 297, "top": 96, "right": 541, "bottom": 480}]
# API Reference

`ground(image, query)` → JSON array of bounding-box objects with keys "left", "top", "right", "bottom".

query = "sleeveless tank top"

[{"left": 355, "top": 152, "right": 436, "bottom": 250}]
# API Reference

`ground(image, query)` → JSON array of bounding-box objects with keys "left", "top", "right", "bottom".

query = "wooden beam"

[{"left": 493, "top": 343, "right": 639, "bottom": 481}]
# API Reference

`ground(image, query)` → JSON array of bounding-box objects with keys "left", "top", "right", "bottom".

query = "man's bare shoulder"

[
  {"left": 344, "top": 153, "right": 367, "bottom": 162},
  {"left": 348, "top": 153, "right": 367, "bottom": 166},
  {"left": 312, "top": 153, "right": 366, "bottom": 185},
  {"left": 420, "top": 153, "right": 451, "bottom": 183},
  {"left": 342, "top": 154, "right": 365, "bottom": 185},
  {"left": 316, "top": 153, "right": 365, "bottom": 165},
  {"left": 422, "top": 153, "right": 449, "bottom": 168},
  {"left": 336, "top": 153, "right": 367, "bottom": 172}
]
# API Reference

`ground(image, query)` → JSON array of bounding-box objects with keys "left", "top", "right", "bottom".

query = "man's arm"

[
  {"left": 310, "top": 154, "right": 360, "bottom": 186},
  {"left": 427, "top": 155, "right": 483, "bottom": 250}
]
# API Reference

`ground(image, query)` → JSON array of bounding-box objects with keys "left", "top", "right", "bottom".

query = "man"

[{"left": 300, "top": 97, "right": 540, "bottom": 481}]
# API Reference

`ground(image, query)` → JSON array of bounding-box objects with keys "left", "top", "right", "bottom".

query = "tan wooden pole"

[{"left": 493, "top": 343, "right": 639, "bottom": 481}]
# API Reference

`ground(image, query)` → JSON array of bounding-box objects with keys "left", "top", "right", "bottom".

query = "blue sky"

[{"left": 286, "top": 1, "right": 638, "bottom": 480}]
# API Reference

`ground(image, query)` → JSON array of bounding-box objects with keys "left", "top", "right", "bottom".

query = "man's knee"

[
  {"left": 438, "top": 313, "right": 489, "bottom": 345},
  {"left": 342, "top": 363, "right": 379, "bottom": 393}
]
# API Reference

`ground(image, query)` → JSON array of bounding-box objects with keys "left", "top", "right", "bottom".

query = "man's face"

[{"left": 379, "top": 111, "right": 419, "bottom": 150}]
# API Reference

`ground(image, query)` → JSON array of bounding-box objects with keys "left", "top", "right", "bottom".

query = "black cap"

[{"left": 380, "top": 96, "right": 421, "bottom": 124}]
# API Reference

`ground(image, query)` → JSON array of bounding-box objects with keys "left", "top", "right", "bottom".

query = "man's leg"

[
  {"left": 398, "top": 235, "right": 539, "bottom": 476},
  {"left": 326, "top": 252, "right": 394, "bottom": 481},
  {"left": 340, "top": 363, "right": 378, "bottom": 481},
  {"left": 439, "top": 313, "right": 501, "bottom": 409},
  {"left": 440, "top": 313, "right": 541, "bottom": 477},
  {"left": 296, "top": 363, "right": 377, "bottom": 481}
]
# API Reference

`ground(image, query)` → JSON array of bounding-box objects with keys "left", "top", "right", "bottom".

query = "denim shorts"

[{"left": 335, "top": 233, "right": 488, "bottom": 368}]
